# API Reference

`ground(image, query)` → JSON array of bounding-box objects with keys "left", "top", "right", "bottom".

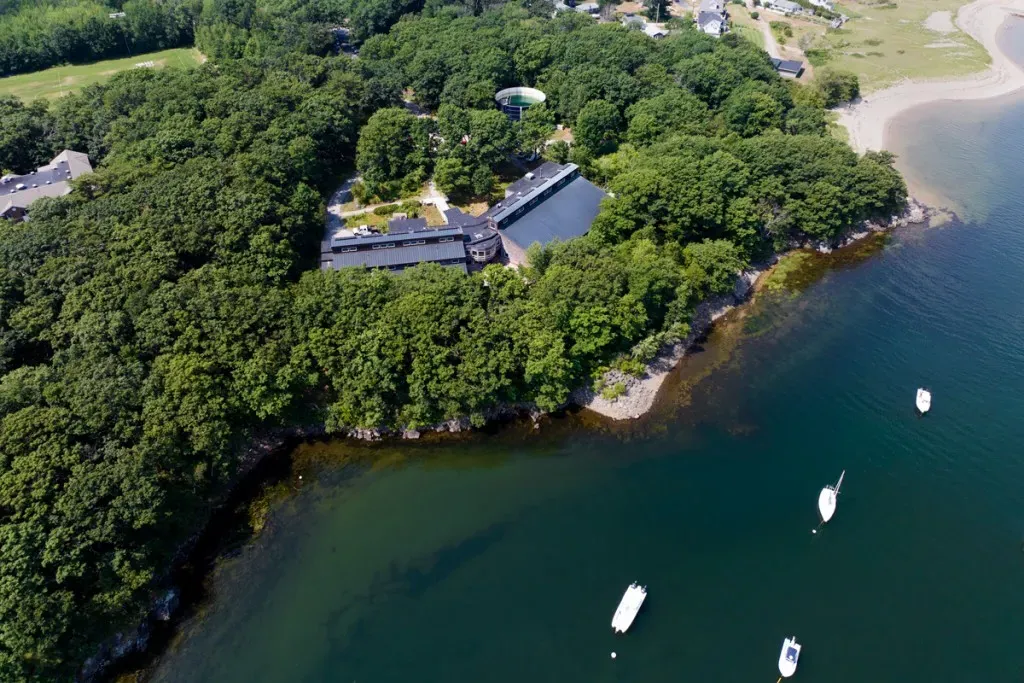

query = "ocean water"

[{"left": 147, "top": 41, "right": 1024, "bottom": 683}]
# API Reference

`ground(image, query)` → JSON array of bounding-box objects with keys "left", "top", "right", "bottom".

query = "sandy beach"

[{"left": 838, "top": 0, "right": 1024, "bottom": 153}]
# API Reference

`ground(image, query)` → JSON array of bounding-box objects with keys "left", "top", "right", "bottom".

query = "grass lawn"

[
  {"left": 344, "top": 212, "right": 389, "bottom": 230},
  {"left": 0, "top": 48, "right": 204, "bottom": 101},
  {"left": 784, "top": 0, "right": 989, "bottom": 92},
  {"left": 422, "top": 204, "right": 445, "bottom": 227},
  {"left": 729, "top": 7, "right": 766, "bottom": 49}
]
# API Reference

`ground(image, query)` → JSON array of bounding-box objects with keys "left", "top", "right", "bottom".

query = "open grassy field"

[
  {"left": 729, "top": 7, "right": 767, "bottom": 48},
  {"left": 0, "top": 48, "right": 204, "bottom": 101},
  {"left": 790, "top": 0, "right": 990, "bottom": 92}
]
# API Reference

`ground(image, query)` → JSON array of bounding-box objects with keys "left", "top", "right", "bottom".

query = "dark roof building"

[
  {"left": 387, "top": 216, "right": 429, "bottom": 234},
  {"left": 320, "top": 209, "right": 503, "bottom": 273},
  {"left": 1, "top": 150, "right": 92, "bottom": 221},
  {"left": 444, "top": 208, "right": 502, "bottom": 263},
  {"left": 771, "top": 58, "right": 805, "bottom": 78},
  {"left": 483, "top": 162, "right": 606, "bottom": 262},
  {"left": 321, "top": 225, "right": 468, "bottom": 273}
]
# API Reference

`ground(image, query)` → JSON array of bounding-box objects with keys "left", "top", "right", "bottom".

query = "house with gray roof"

[
  {"left": 763, "top": 0, "right": 805, "bottom": 14},
  {"left": 696, "top": 0, "right": 728, "bottom": 36},
  {"left": 553, "top": 0, "right": 600, "bottom": 13},
  {"left": 1, "top": 150, "right": 92, "bottom": 221},
  {"left": 484, "top": 162, "right": 606, "bottom": 263}
]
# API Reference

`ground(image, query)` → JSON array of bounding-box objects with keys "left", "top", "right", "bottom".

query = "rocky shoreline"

[
  {"left": 85, "top": 198, "right": 935, "bottom": 682},
  {"left": 573, "top": 197, "right": 933, "bottom": 421}
]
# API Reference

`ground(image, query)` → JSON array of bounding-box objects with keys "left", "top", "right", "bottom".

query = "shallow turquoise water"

[{"left": 150, "top": 45, "right": 1024, "bottom": 683}]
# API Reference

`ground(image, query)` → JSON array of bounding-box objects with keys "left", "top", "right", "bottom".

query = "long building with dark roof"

[
  {"left": 483, "top": 162, "right": 606, "bottom": 263},
  {"left": 318, "top": 162, "right": 603, "bottom": 272},
  {"left": 320, "top": 209, "right": 502, "bottom": 273}
]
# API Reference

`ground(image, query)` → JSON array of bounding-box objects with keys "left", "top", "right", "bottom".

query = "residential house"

[
  {"left": 554, "top": 0, "right": 600, "bottom": 13},
  {"left": 697, "top": 0, "right": 728, "bottom": 36},
  {"left": 620, "top": 13, "right": 647, "bottom": 28},
  {"left": 621, "top": 14, "right": 669, "bottom": 37},
  {"left": 763, "top": 0, "right": 805, "bottom": 14},
  {"left": 809, "top": 0, "right": 834, "bottom": 9},
  {"left": 1, "top": 150, "right": 92, "bottom": 221},
  {"left": 643, "top": 23, "right": 669, "bottom": 38}
]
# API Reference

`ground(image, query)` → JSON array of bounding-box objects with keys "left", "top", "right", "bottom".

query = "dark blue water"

[{"left": 149, "top": 46, "right": 1024, "bottom": 683}]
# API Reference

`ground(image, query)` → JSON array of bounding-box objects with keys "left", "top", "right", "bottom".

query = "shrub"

[
  {"left": 601, "top": 382, "right": 627, "bottom": 401},
  {"left": 805, "top": 48, "right": 832, "bottom": 66},
  {"left": 750, "top": 10, "right": 759, "bottom": 18}
]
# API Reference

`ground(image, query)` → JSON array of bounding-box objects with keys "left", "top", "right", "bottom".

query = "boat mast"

[{"left": 835, "top": 470, "right": 845, "bottom": 495}]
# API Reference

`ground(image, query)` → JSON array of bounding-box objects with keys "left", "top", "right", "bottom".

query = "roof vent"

[{"left": 525, "top": 172, "right": 535, "bottom": 180}]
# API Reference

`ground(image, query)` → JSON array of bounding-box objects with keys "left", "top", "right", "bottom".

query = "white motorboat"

[
  {"left": 817, "top": 470, "right": 845, "bottom": 523},
  {"left": 611, "top": 582, "right": 647, "bottom": 633},
  {"left": 778, "top": 636, "right": 801, "bottom": 678},
  {"left": 916, "top": 388, "right": 932, "bottom": 414}
]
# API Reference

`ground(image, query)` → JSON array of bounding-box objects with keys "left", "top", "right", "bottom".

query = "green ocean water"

[{"left": 149, "top": 28, "right": 1024, "bottom": 683}]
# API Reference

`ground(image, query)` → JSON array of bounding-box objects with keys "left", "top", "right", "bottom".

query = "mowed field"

[
  {"left": 0, "top": 48, "right": 204, "bottom": 101},
  {"left": 792, "top": 0, "right": 989, "bottom": 92}
]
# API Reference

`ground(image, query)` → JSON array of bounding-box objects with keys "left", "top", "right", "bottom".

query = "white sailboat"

[
  {"left": 778, "top": 636, "right": 801, "bottom": 678},
  {"left": 817, "top": 470, "right": 845, "bottom": 523},
  {"left": 611, "top": 583, "right": 647, "bottom": 633},
  {"left": 916, "top": 388, "right": 932, "bottom": 414}
]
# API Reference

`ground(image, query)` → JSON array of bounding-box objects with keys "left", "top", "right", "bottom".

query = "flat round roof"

[{"left": 494, "top": 86, "right": 546, "bottom": 105}]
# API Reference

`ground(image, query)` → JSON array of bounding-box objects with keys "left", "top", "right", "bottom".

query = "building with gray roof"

[
  {"left": 1, "top": 150, "right": 92, "bottom": 221},
  {"left": 696, "top": 0, "right": 728, "bottom": 36},
  {"left": 484, "top": 162, "right": 606, "bottom": 263},
  {"left": 321, "top": 225, "right": 467, "bottom": 273},
  {"left": 319, "top": 209, "right": 502, "bottom": 273},
  {"left": 763, "top": 0, "right": 805, "bottom": 14},
  {"left": 771, "top": 58, "right": 805, "bottom": 78}
]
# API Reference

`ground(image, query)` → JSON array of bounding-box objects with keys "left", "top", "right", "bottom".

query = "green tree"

[
  {"left": 815, "top": 68, "right": 860, "bottom": 107},
  {"left": 574, "top": 99, "right": 622, "bottom": 154},
  {"left": 517, "top": 102, "right": 555, "bottom": 156},
  {"left": 682, "top": 239, "right": 745, "bottom": 298},
  {"left": 356, "top": 107, "right": 431, "bottom": 198},
  {"left": 723, "top": 83, "right": 785, "bottom": 137}
]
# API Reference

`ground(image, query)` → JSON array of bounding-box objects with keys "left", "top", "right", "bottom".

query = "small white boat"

[
  {"left": 778, "top": 636, "right": 801, "bottom": 678},
  {"left": 916, "top": 388, "right": 932, "bottom": 414},
  {"left": 817, "top": 470, "right": 845, "bottom": 523},
  {"left": 611, "top": 582, "right": 647, "bottom": 633}
]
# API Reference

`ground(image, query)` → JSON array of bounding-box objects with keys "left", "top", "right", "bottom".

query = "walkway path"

[
  {"left": 746, "top": 0, "right": 783, "bottom": 59},
  {"left": 325, "top": 176, "right": 453, "bottom": 233}
]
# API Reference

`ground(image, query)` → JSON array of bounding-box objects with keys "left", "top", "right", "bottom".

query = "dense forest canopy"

[{"left": 0, "top": 3, "right": 904, "bottom": 681}]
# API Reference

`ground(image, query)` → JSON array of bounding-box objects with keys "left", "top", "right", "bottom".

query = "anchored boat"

[
  {"left": 611, "top": 583, "right": 647, "bottom": 633},
  {"left": 916, "top": 388, "right": 932, "bottom": 414},
  {"left": 818, "top": 470, "right": 845, "bottom": 523},
  {"left": 778, "top": 636, "right": 801, "bottom": 678}
]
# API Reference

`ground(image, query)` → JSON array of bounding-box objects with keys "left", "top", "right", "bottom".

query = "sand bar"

[{"left": 838, "top": 0, "right": 1024, "bottom": 153}]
